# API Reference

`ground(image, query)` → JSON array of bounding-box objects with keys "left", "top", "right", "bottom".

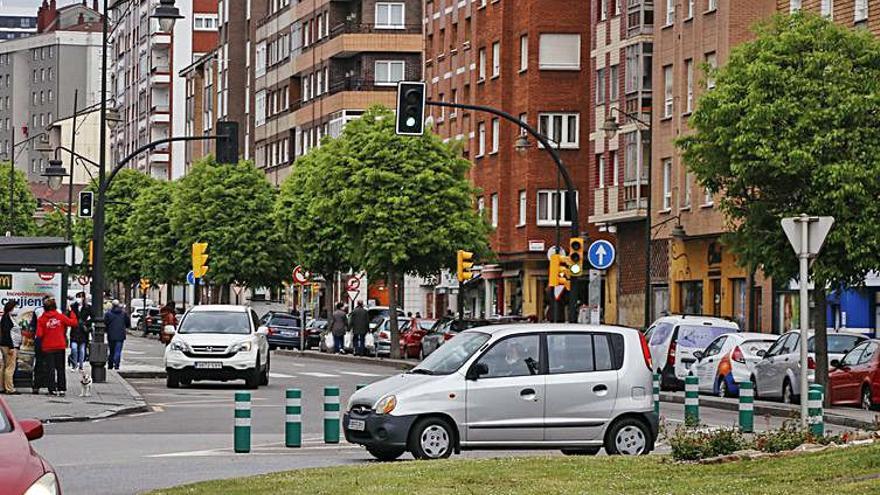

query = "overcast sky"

[{"left": 1, "top": 0, "right": 56, "bottom": 11}]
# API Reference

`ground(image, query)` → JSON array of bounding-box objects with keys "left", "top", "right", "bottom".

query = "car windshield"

[
  {"left": 808, "top": 335, "right": 865, "bottom": 354},
  {"left": 178, "top": 311, "right": 251, "bottom": 335},
  {"left": 412, "top": 331, "right": 491, "bottom": 375},
  {"left": 648, "top": 322, "right": 674, "bottom": 345},
  {"left": 678, "top": 325, "right": 735, "bottom": 349},
  {"left": 270, "top": 315, "right": 300, "bottom": 327},
  {"left": 418, "top": 320, "right": 437, "bottom": 330},
  {"left": 741, "top": 339, "right": 775, "bottom": 356}
]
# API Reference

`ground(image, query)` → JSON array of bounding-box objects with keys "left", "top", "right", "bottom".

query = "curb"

[
  {"left": 118, "top": 370, "right": 167, "bottom": 379},
  {"left": 660, "top": 392, "right": 877, "bottom": 430},
  {"left": 274, "top": 349, "right": 415, "bottom": 371},
  {"left": 42, "top": 403, "right": 151, "bottom": 424}
]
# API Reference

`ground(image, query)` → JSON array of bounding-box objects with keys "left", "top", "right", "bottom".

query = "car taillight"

[
  {"left": 267, "top": 327, "right": 275, "bottom": 335},
  {"left": 639, "top": 331, "right": 652, "bottom": 371},
  {"left": 731, "top": 346, "right": 745, "bottom": 364},
  {"left": 379, "top": 331, "right": 389, "bottom": 340},
  {"left": 808, "top": 356, "right": 816, "bottom": 370},
  {"left": 146, "top": 317, "right": 152, "bottom": 324},
  {"left": 667, "top": 340, "right": 677, "bottom": 366},
  {"left": 444, "top": 332, "right": 454, "bottom": 341}
]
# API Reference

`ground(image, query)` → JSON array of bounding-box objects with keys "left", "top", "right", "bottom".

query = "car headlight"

[
  {"left": 231, "top": 341, "right": 253, "bottom": 353},
  {"left": 373, "top": 395, "right": 397, "bottom": 415},
  {"left": 170, "top": 341, "right": 190, "bottom": 353},
  {"left": 24, "top": 472, "right": 58, "bottom": 495}
]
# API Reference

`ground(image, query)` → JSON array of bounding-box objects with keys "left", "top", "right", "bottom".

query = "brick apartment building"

[
  {"left": 652, "top": 0, "right": 776, "bottom": 330},
  {"left": 251, "top": 0, "right": 422, "bottom": 186},
  {"left": 425, "top": 0, "right": 594, "bottom": 320},
  {"left": 589, "top": 0, "right": 654, "bottom": 328}
]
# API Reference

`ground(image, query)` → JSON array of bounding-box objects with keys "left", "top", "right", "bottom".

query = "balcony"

[
  {"left": 292, "top": 80, "right": 396, "bottom": 126},
  {"left": 293, "top": 23, "right": 422, "bottom": 75},
  {"left": 590, "top": 185, "right": 648, "bottom": 224},
  {"left": 150, "top": 113, "right": 170, "bottom": 124},
  {"left": 150, "top": 73, "right": 170, "bottom": 85}
]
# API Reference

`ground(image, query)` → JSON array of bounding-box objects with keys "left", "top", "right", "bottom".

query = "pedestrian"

[
  {"left": 1, "top": 301, "right": 19, "bottom": 394},
  {"left": 69, "top": 293, "right": 90, "bottom": 370},
  {"left": 328, "top": 302, "right": 348, "bottom": 354},
  {"left": 36, "top": 298, "right": 78, "bottom": 396},
  {"left": 349, "top": 301, "right": 369, "bottom": 356},
  {"left": 30, "top": 295, "right": 50, "bottom": 394},
  {"left": 159, "top": 301, "right": 178, "bottom": 346},
  {"left": 104, "top": 300, "right": 130, "bottom": 370}
]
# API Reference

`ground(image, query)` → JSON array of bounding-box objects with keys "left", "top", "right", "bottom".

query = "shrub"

[
  {"left": 667, "top": 425, "right": 750, "bottom": 461},
  {"left": 753, "top": 419, "right": 810, "bottom": 453}
]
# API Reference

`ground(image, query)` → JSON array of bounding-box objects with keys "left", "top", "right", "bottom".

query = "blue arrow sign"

[
  {"left": 186, "top": 270, "right": 205, "bottom": 286},
  {"left": 587, "top": 240, "right": 616, "bottom": 270}
]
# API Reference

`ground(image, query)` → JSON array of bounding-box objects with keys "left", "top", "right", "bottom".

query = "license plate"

[
  {"left": 281, "top": 331, "right": 298, "bottom": 337},
  {"left": 348, "top": 419, "right": 366, "bottom": 431},
  {"left": 194, "top": 362, "right": 222, "bottom": 369}
]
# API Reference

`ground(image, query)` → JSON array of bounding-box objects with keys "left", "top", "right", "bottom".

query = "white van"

[
  {"left": 646, "top": 315, "right": 740, "bottom": 390},
  {"left": 343, "top": 324, "right": 658, "bottom": 461}
]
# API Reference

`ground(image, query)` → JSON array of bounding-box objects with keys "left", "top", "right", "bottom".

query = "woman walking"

[
  {"left": 36, "top": 298, "right": 78, "bottom": 396},
  {"left": 0, "top": 301, "right": 18, "bottom": 394}
]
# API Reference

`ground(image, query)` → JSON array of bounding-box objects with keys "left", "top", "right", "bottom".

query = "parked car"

[
  {"left": 400, "top": 319, "right": 436, "bottom": 359},
  {"left": 828, "top": 339, "right": 880, "bottom": 410},
  {"left": 419, "top": 318, "right": 491, "bottom": 358},
  {"left": 138, "top": 308, "right": 163, "bottom": 337},
  {"left": 131, "top": 304, "right": 158, "bottom": 330},
  {"left": 691, "top": 332, "right": 778, "bottom": 397},
  {"left": 375, "top": 317, "right": 410, "bottom": 356},
  {"left": 304, "top": 318, "right": 327, "bottom": 349},
  {"left": 645, "top": 315, "right": 740, "bottom": 390},
  {"left": 0, "top": 396, "right": 61, "bottom": 495},
  {"left": 752, "top": 330, "right": 868, "bottom": 403},
  {"left": 343, "top": 323, "right": 658, "bottom": 461},
  {"left": 164, "top": 305, "right": 271, "bottom": 389},
  {"left": 368, "top": 306, "right": 405, "bottom": 331},
  {"left": 260, "top": 311, "right": 304, "bottom": 350}
]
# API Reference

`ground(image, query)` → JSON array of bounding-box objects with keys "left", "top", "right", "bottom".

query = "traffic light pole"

[{"left": 428, "top": 100, "right": 580, "bottom": 321}]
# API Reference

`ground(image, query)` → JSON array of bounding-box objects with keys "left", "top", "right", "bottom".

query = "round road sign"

[{"left": 292, "top": 265, "right": 311, "bottom": 285}]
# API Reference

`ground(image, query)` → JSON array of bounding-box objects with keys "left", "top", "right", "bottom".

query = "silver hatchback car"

[{"left": 343, "top": 324, "right": 658, "bottom": 461}]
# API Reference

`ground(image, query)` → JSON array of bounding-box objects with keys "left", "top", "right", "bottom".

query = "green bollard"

[
  {"left": 324, "top": 386, "right": 340, "bottom": 444},
  {"left": 684, "top": 375, "right": 699, "bottom": 426},
  {"left": 652, "top": 373, "right": 661, "bottom": 415},
  {"left": 738, "top": 381, "right": 754, "bottom": 433},
  {"left": 808, "top": 384, "right": 824, "bottom": 437},
  {"left": 285, "top": 388, "right": 302, "bottom": 448},
  {"left": 234, "top": 391, "right": 251, "bottom": 453}
]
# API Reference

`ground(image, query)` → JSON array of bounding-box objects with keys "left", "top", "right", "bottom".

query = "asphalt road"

[{"left": 32, "top": 336, "right": 809, "bottom": 495}]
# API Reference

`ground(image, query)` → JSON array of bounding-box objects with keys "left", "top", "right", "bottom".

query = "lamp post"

[{"left": 601, "top": 108, "right": 653, "bottom": 329}]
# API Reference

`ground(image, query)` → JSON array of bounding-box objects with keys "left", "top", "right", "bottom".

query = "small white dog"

[{"left": 79, "top": 369, "right": 92, "bottom": 397}]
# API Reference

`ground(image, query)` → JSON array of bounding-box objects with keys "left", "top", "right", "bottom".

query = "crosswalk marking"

[{"left": 269, "top": 372, "right": 296, "bottom": 378}]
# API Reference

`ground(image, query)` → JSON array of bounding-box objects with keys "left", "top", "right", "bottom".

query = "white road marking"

[
  {"left": 339, "top": 371, "right": 383, "bottom": 377},
  {"left": 299, "top": 372, "right": 338, "bottom": 378},
  {"left": 123, "top": 350, "right": 146, "bottom": 355},
  {"left": 147, "top": 439, "right": 359, "bottom": 458},
  {"left": 268, "top": 372, "right": 296, "bottom": 378}
]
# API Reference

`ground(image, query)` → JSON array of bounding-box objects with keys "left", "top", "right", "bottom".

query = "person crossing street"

[
  {"left": 328, "top": 303, "right": 348, "bottom": 354},
  {"left": 349, "top": 301, "right": 369, "bottom": 356}
]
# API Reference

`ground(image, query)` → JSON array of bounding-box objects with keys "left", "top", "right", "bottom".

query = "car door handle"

[
  {"left": 592, "top": 384, "right": 608, "bottom": 394},
  {"left": 519, "top": 388, "right": 538, "bottom": 401}
]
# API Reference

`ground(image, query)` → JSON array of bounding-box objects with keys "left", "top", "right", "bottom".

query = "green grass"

[{"left": 149, "top": 443, "right": 880, "bottom": 495}]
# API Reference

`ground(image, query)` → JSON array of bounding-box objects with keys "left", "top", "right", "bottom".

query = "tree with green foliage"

[
  {"left": 0, "top": 163, "right": 38, "bottom": 236},
  {"left": 36, "top": 208, "right": 68, "bottom": 238},
  {"left": 278, "top": 105, "right": 491, "bottom": 358},
  {"left": 126, "top": 180, "right": 186, "bottom": 294},
  {"left": 172, "top": 156, "right": 283, "bottom": 299},
  {"left": 678, "top": 12, "right": 880, "bottom": 392}
]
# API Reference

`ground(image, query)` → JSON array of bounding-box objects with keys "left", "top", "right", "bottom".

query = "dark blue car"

[{"left": 260, "top": 312, "right": 303, "bottom": 350}]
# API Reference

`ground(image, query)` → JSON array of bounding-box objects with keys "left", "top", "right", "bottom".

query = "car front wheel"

[
  {"left": 409, "top": 417, "right": 454, "bottom": 460},
  {"left": 166, "top": 370, "right": 180, "bottom": 388},
  {"left": 245, "top": 358, "right": 261, "bottom": 389},
  {"left": 862, "top": 385, "right": 877, "bottom": 411},
  {"left": 604, "top": 417, "right": 651, "bottom": 456}
]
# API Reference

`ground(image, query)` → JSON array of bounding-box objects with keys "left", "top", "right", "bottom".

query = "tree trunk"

[
  {"left": 220, "top": 284, "right": 230, "bottom": 304},
  {"left": 388, "top": 268, "right": 401, "bottom": 359},
  {"left": 814, "top": 287, "right": 830, "bottom": 407},
  {"left": 166, "top": 284, "right": 173, "bottom": 304},
  {"left": 323, "top": 273, "right": 335, "bottom": 319},
  {"left": 745, "top": 265, "right": 756, "bottom": 332}
]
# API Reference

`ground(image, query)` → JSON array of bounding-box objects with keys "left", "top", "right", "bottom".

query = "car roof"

[
  {"left": 734, "top": 332, "right": 779, "bottom": 340},
  {"left": 783, "top": 329, "right": 869, "bottom": 337},
  {"left": 462, "top": 323, "right": 640, "bottom": 339},
  {"left": 654, "top": 315, "right": 739, "bottom": 329},
  {"left": 189, "top": 304, "right": 250, "bottom": 313}
]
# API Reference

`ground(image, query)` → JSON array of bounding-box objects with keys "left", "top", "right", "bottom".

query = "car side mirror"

[
  {"left": 693, "top": 350, "right": 704, "bottom": 360},
  {"left": 467, "top": 362, "right": 489, "bottom": 380},
  {"left": 830, "top": 359, "right": 841, "bottom": 369},
  {"left": 20, "top": 419, "right": 43, "bottom": 441},
  {"left": 756, "top": 349, "right": 766, "bottom": 357},
  {"left": 257, "top": 326, "right": 269, "bottom": 336}
]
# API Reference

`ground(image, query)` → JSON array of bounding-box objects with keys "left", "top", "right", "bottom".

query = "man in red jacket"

[{"left": 36, "top": 298, "right": 78, "bottom": 396}]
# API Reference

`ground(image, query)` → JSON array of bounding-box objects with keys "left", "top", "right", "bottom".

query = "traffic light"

[
  {"left": 192, "top": 242, "right": 209, "bottom": 278},
  {"left": 216, "top": 120, "right": 239, "bottom": 164},
  {"left": 456, "top": 250, "right": 474, "bottom": 282},
  {"left": 139, "top": 278, "right": 150, "bottom": 292},
  {"left": 569, "top": 237, "right": 585, "bottom": 277},
  {"left": 395, "top": 81, "right": 426, "bottom": 136},
  {"left": 78, "top": 190, "right": 93, "bottom": 218},
  {"left": 548, "top": 254, "right": 571, "bottom": 291}
]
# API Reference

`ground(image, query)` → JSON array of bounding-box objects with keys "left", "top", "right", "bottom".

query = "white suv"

[
  {"left": 343, "top": 324, "right": 658, "bottom": 461},
  {"left": 646, "top": 315, "right": 740, "bottom": 390},
  {"left": 164, "top": 305, "right": 270, "bottom": 389}
]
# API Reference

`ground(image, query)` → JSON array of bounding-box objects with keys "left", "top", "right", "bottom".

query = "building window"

[
  {"left": 790, "top": 0, "right": 802, "bottom": 12},
  {"left": 704, "top": 187, "right": 713, "bottom": 206},
  {"left": 518, "top": 112, "right": 527, "bottom": 136},
  {"left": 477, "top": 122, "right": 486, "bottom": 156},
  {"left": 491, "top": 118, "right": 499, "bottom": 153},
  {"left": 255, "top": 42, "right": 266, "bottom": 77},
  {"left": 609, "top": 64, "right": 619, "bottom": 101},
  {"left": 477, "top": 196, "right": 485, "bottom": 215},
  {"left": 520, "top": 35, "right": 528, "bottom": 71},
  {"left": 518, "top": 190, "right": 526, "bottom": 226},
  {"left": 537, "top": 190, "right": 578, "bottom": 226},
  {"left": 611, "top": 151, "right": 619, "bottom": 186},
  {"left": 194, "top": 14, "right": 219, "bottom": 30},
  {"left": 663, "top": 65, "right": 673, "bottom": 118},
  {"left": 538, "top": 34, "right": 581, "bottom": 70},
  {"left": 375, "top": 2, "right": 405, "bottom": 29},
  {"left": 662, "top": 158, "right": 672, "bottom": 210},
  {"left": 707, "top": 0, "right": 716, "bottom": 12},
  {"left": 685, "top": 58, "right": 694, "bottom": 113},
  {"left": 821, "top": 0, "right": 833, "bottom": 18},
  {"left": 686, "top": 0, "right": 694, "bottom": 18},
  {"left": 492, "top": 41, "right": 500, "bottom": 77},
  {"left": 705, "top": 52, "right": 717, "bottom": 89},
  {"left": 597, "top": 154, "right": 605, "bottom": 188},
  {"left": 599, "top": 0, "right": 607, "bottom": 21},
  {"left": 855, "top": 0, "right": 868, "bottom": 22},
  {"left": 683, "top": 171, "right": 692, "bottom": 207},
  {"left": 255, "top": 90, "right": 266, "bottom": 126},
  {"left": 665, "top": 0, "right": 674, "bottom": 25},
  {"left": 596, "top": 68, "right": 606, "bottom": 104},
  {"left": 478, "top": 48, "right": 487, "bottom": 80},
  {"left": 491, "top": 193, "right": 498, "bottom": 227},
  {"left": 538, "top": 113, "right": 579, "bottom": 149},
  {"left": 374, "top": 60, "right": 405, "bottom": 85}
]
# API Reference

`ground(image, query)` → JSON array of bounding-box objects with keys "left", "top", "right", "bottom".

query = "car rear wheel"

[
  {"left": 717, "top": 376, "right": 731, "bottom": 398},
  {"left": 166, "top": 370, "right": 180, "bottom": 388},
  {"left": 418, "top": 345, "right": 425, "bottom": 360},
  {"left": 604, "top": 417, "right": 650, "bottom": 456},
  {"left": 750, "top": 375, "right": 760, "bottom": 400},
  {"left": 862, "top": 385, "right": 877, "bottom": 411},
  {"left": 366, "top": 446, "right": 406, "bottom": 461},
  {"left": 782, "top": 379, "right": 797, "bottom": 405},
  {"left": 409, "top": 417, "right": 454, "bottom": 460},
  {"left": 560, "top": 447, "right": 601, "bottom": 456},
  {"left": 260, "top": 354, "right": 270, "bottom": 386}
]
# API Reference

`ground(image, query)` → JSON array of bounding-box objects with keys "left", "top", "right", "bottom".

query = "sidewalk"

[
  {"left": 4, "top": 366, "right": 148, "bottom": 423},
  {"left": 661, "top": 391, "right": 880, "bottom": 430}
]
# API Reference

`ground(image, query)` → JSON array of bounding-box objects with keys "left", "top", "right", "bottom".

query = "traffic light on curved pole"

[
  {"left": 548, "top": 254, "right": 571, "bottom": 291},
  {"left": 568, "top": 237, "right": 584, "bottom": 277},
  {"left": 192, "top": 242, "right": 209, "bottom": 278},
  {"left": 457, "top": 250, "right": 474, "bottom": 283}
]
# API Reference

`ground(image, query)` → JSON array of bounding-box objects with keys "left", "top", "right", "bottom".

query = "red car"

[
  {"left": 0, "top": 397, "right": 60, "bottom": 494},
  {"left": 399, "top": 319, "right": 436, "bottom": 359},
  {"left": 829, "top": 338, "right": 880, "bottom": 410}
]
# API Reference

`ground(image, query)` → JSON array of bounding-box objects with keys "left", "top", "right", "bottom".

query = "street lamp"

[
  {"left": 601, "top": 115, "right": 621, "bottom": 141},
  {"left": 514, "top": 135, "right": 530, "bottom": 155},
  {"left": 43, "top": 159, "right": 67, "bottom": 191},
  {"left": 105, "top": 108, "right": 122, "bottom": 130},
  {"left": 151, "top": 0, "right": 183, "bottom": 34}
]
